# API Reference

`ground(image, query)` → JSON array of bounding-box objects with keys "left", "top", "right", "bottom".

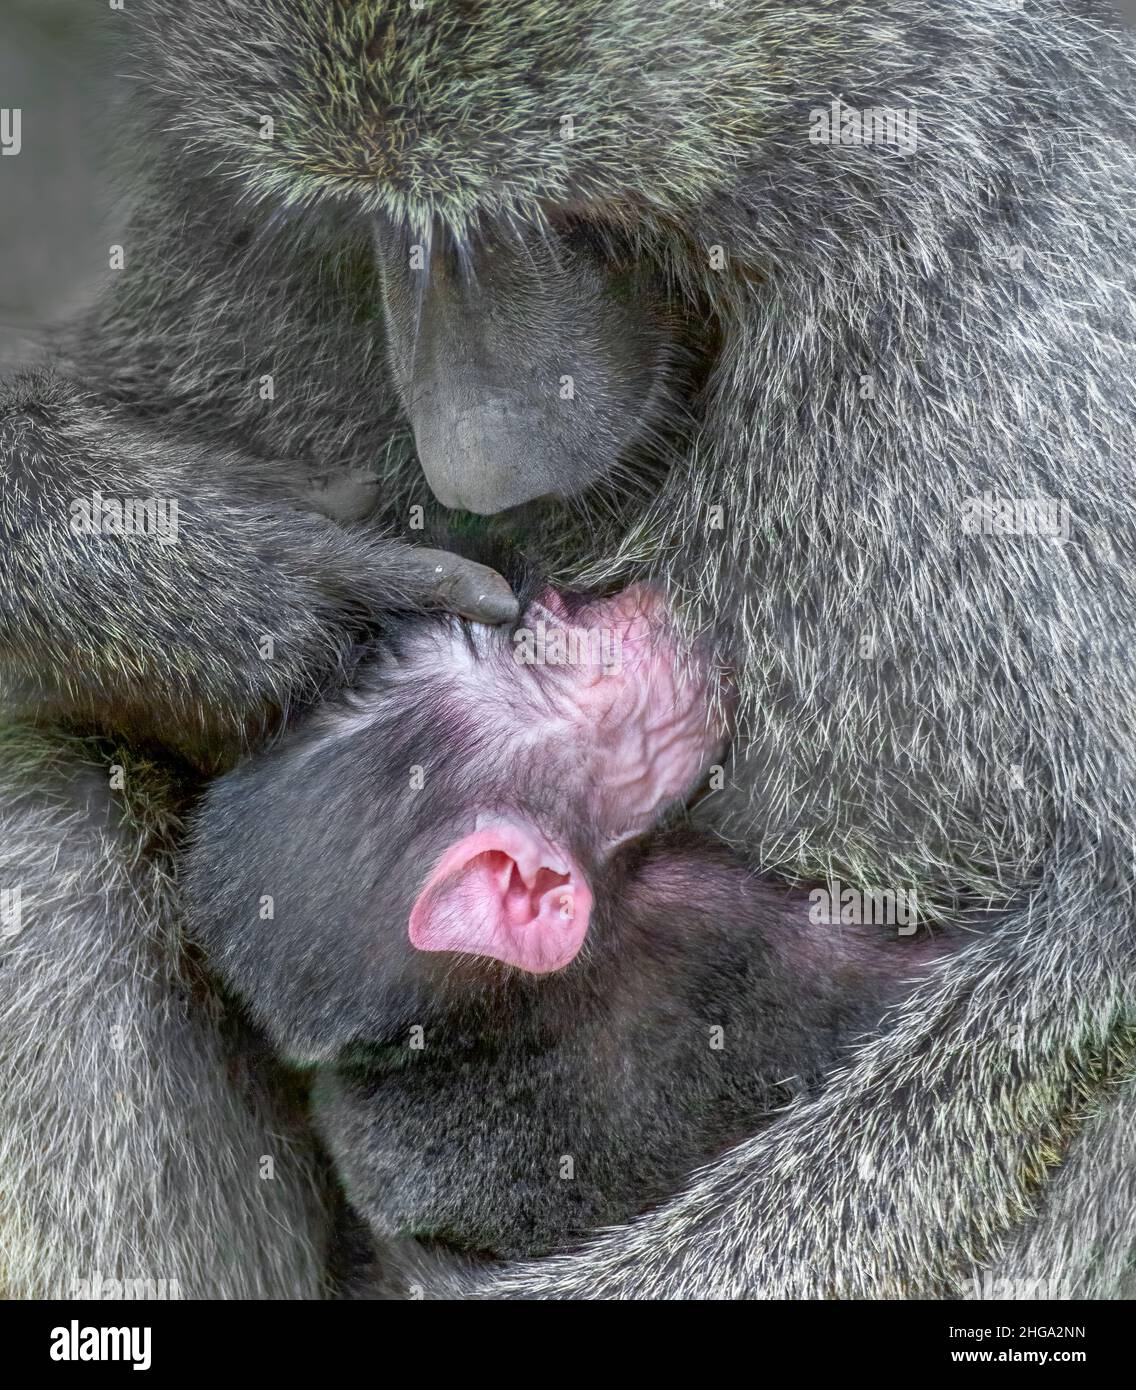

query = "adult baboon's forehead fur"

[{"left": 139, "top": 0, "right": 771, "bottom": 233}]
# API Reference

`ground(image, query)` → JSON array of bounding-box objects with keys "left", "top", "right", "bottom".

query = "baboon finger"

[{"left": 403, "top": 548, "right": 519, "bottom": 624}]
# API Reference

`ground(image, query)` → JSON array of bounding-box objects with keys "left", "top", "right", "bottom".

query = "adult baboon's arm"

[
  {"left": 972, "top": 1069, "right": 1136, "bottom": 1299},
  {"left": 482, "top": 873, "right": 1132, "bottom": 1298},
  {"left": 0, "top": 370, "right": 513, "bottom": 763}
]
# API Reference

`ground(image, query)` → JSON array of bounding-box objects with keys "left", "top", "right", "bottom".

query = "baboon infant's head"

[
  {"left": 187, "top": 584, "right": 727, "bottom": 1048},
  {"left": 186, "top": 588, "right": 927, "bottom": 1263}
]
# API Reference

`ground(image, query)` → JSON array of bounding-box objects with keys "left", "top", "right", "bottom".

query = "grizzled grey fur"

[{"left": 2, "top": 1, "right": 1135, "bottom": 1298}]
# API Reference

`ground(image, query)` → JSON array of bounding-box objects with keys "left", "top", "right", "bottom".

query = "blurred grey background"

[{"left": 0, "top": 0, "right": 119, "bottom": 366}]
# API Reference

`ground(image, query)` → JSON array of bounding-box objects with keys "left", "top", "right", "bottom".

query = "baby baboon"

[{"left": 184, "top": 588, "right": 948, "bottom": 1294}]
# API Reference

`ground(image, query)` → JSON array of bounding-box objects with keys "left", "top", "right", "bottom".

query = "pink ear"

[{"left": 408, "top": 819, "right": 592, "bottom": 974}]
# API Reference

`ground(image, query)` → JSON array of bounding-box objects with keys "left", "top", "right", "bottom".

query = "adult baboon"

[{"left": 2, "top": 1, "right": 1134, "bottom": 1298}]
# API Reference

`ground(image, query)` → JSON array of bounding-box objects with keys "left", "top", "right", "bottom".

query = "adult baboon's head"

[{"left": 142, "top": 0, "right": 776, "bottom": 513}]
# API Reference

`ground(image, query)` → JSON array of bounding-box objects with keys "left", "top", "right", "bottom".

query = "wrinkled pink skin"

[
  {"left": 409, "top": 584, "right": 727, "bottom": 973},
  {"left": 528, "top": 584, "right": 725, "bottom": 842}
]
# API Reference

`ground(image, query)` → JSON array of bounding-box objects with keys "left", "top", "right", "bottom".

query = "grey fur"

[
  {"left": 0, "top": 731, "right": 330, "bottom": 1298},
  {"left": 971, "top": 1067, "right": 1136, "bottom": 1300},
  {"left": 2, "top": 0, "right": 1135, "bottom": 1299}
]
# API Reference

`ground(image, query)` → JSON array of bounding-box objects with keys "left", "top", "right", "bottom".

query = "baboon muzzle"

[{"left": 372, "top": 216, "right": 674, "bottom": 515}]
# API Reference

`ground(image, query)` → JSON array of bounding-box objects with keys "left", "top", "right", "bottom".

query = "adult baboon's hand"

[
  {"left": 396, "top": 546, "right": 518, "bottom": 625},
  {"left": 0, "top": 375, "right": 519, "bottom": 763}
]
